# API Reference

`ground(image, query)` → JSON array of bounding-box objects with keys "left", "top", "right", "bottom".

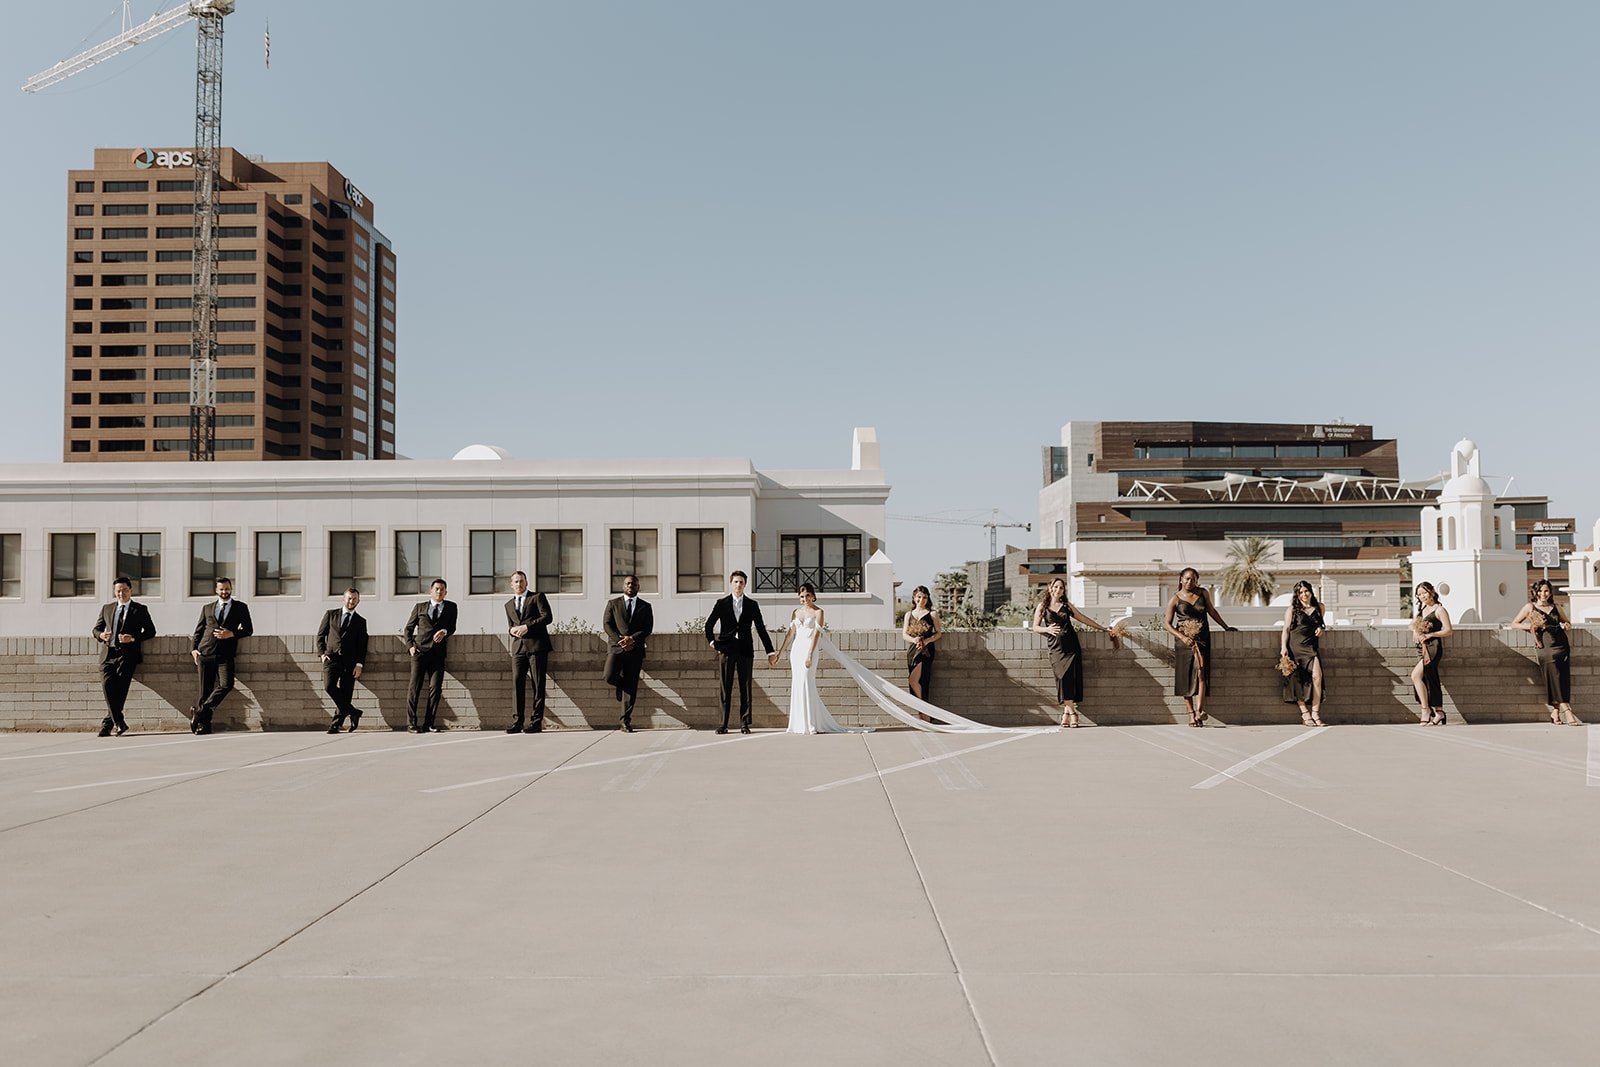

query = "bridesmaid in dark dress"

[
  {"left": 1410, "top": 580, "right": 1453, "bottom": 725},
  {"left": 1163, "top": 567, "right": 1235, "bottom": 727},
  {"left": 1511, "top": 579, "right": 1580, "bottom": 725},
  {"left": 1280, "top": 580, "right": 1327, "bottom": 726},
  {"left": 902, "top": 585, "right": 943, "bottom": 722},
  {"left": 1031, "top": 576, "right": 1119, "bottom": 727}
]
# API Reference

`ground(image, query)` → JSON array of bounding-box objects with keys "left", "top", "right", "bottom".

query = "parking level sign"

[{"left": 1530, "top": 536, "right": 1561, "bottom": 569}]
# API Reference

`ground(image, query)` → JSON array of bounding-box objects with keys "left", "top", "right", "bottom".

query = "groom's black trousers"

[{"left": 719, "top": 653, "right": 754, "bottom": 729}]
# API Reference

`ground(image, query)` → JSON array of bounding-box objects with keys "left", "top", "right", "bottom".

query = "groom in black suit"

[
  {"left": 190, "top": 576, "right": 253, "bottom": 735},
  {"left": 316, "top": 587, "right": 369, "bottom": 733},
  {"left": 703, "top": 570, "right": 776, "bottom": 734},
  {"left": 92, "top": 576, "right": 157, "bottom": 736}
]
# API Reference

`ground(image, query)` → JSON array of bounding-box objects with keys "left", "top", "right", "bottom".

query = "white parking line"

[
  {"left": 421, "top": 732, "right": 780, "bottom": 794},
  {"left": 1589, "top": 725, "right": 1600, "bottom": 787},
  {"left": 806, "top": 732, "right": 1038, "bottom": 793},
  {"left": 912, "top": 735, "right": 983, "bottom": 791},
  {"left": 0, "top": 733, "right": 276, "bottom": 762},
  {"left": 35, "top": 733, "right": 510, "bottom": 794},
  {"left": 1192, "top": 729, "right": 1325, "bottom": 790}
]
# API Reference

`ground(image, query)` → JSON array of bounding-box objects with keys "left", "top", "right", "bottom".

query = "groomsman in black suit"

[
  {"left": 504, "top": 570, "right": 553, "bottom": 733},
  {"left": 92, "top": 576, "right": 157, "bottom": 736},
  {"left": 602, "top": 574, "right": 653, "bottom": 732},
  {"left": 190, "top": 576, "right": 253, "bottom": 735},
  {"left": 404, "top": 578, "right": 457, "bottom": 733},
  {"left": 703, "top": 570, "right": 776, "bottom": 734},
  {"left": 316, "top": 587, "right": 369, "bottom": 734}
]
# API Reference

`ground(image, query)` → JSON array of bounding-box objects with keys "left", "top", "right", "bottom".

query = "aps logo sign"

[{"left": 131, "top": 148, "right": 194, "bottom": 170}]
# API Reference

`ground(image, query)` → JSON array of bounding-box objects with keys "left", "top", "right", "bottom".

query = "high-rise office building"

[{"left": 63, "top": 148, "right": 396, "bottom": 461}]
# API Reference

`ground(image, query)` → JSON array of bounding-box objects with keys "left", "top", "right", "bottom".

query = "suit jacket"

[
  {"left": 192, "top": 598, "right": 253, "bottom": 662},
  {"left": 93, "top": 600, "right": 156, "bottom": 665},
  {"left": 316, "top": 607, "right": 369, "bottom": 667},
  {"left": 602, "top": 595, "right": 653, "bottom": 687},
  {"left": 703, "top": 595, "right": 774, "bottom": 659},
  {"left": 505, "top": 591, "right": 553, "bottom": 656},
  {"left": 404, "top": 599, "right": 458, "bottom": 656}
]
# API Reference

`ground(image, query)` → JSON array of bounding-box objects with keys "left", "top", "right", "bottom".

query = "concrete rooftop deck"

[{"left": 2, "top": 722, "right": 1597, "bottom": 1065}]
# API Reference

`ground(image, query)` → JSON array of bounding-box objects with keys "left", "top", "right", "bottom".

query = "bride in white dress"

[
  {"left": 776, "top": 583, "right": 855, "bottom": 734},
  {"left": 776, "top": 583, "right": 1053, "bottom": 736}
]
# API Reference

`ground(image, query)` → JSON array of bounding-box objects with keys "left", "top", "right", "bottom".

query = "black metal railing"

[{"left": 754, "top": 566, "right": 863, "bottom": 594}]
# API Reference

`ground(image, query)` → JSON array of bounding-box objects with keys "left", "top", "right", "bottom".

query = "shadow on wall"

[
  {"left": 254, "top": 637, "right": 329, "bottom": 731},
  {"left": 1330, "top": 634, "right": 1417, "bottom": 725},
  {"left": 1446, "top": 629, "right": 1553, "bottom": 723},
  {"left": 1101, "top": 632, "right": 1182, "bottom": 726}
]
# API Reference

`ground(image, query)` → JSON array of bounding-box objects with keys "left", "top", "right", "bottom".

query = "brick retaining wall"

[{"left": 0, "top": 628, "right": 1591, "bottom": 732}]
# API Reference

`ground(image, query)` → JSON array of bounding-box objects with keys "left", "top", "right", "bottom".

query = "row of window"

[
  {"left": 74, "top": 274, "right": 258, "bottom": 287},
  {"left": 76, "top": 180, "right": 196, "bottom": 193},
  {"left": 83, "top": 226, "right": 259, "bottom": 240},
  {"left": 1132, "top": 443, "right": 1351, "bottom": 460},
  {"left": 73, "top": 203, "right": 260, "bottom": 217},
  {"left": 73, "top": 250, "right": 261, "bottom": 265},
  {"left": 2, "top": 531, "right": 864, "bottom": 601}
]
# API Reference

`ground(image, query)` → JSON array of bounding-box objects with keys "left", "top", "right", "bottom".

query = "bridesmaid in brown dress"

[
  {"left": 1410, "top": 581, "right": 1453, "bottom": 725},
  {"left": 1163, "top": 567, "right": 1235, "bottom": 726},
  {"left": 1511, "top": 579, "right": 1581, "bottom": 725},
  {"left": 902, "top": 585, "right": 942, "bottom": 722},
  {"left": 1031, "top": 577, "right": 1120, "bottom": 727}
]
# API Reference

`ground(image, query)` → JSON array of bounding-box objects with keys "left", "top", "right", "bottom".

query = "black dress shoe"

[
  {"left": 114, "top": 724, "right": 129, "bottom": 737},
  {"left": 527, "top": 723, "right": 543, "bottom": 734},
  {"left": 740, "top": 725, "right": 752, "bottom": 735},
  {"left": 715, "top": 726, "right": 728, "bottom": 735},
  {"left": 327, "top": 724, "right": 342, "bottom": 734},
  {"left": 618, "top": 722, "right": 633, "bottom": 733},
  {"left": 190, "top": 719, "right": 201, "bottom": 734},
  {"left": 506, "top": 723, "right": 524, "bottom": 734},
  {"left": 347, "top": 715, "right": 360, "bottom": 733},
  {"left": 406, "top": 725, "right": 419, "bottom": 733},
  {"left": 98, "top": 724, "right": 113, "bottom": 737},
  {"left": 195, "top": 724, "right": 212, "bottom": 735}
]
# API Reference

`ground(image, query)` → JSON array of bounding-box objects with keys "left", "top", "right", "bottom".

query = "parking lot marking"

[
  {"left": 1192, "top": 729, "right": 1324, "bottom": 789},
  {"left": 421, "top": 732, "right": 778, "bottom": 794},
  {"left": 806, "top": 732, "right": 1038, "bottom": 793}
]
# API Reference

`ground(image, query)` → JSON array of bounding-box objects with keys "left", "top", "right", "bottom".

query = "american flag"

[{"left": 264, "top": 19, "right": 271, "bottom": 69}]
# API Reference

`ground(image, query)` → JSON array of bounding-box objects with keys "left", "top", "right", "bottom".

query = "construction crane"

[
  {"left": 889, "top": 508, "right": 1033, "bottom": 559},
  {"left": 25, "top": 1, "right": 239, "bottom": 462}
]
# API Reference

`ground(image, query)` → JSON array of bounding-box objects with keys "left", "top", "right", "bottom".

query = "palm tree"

[{"left": 1218, "top": 537, "right": 1276, "bottom": 606}]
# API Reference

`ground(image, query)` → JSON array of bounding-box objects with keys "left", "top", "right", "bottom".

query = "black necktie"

[
  {"left": 218, "top": 601, "right": 227, "bottom": 625},
  {"left": 340, "top": 611, "right": 350, "bottom": 633},
  {"left": 430, "top": 604, "right": 439, "bottom": 622},
  {"left": 516, "top": 594, "right": 524, "bottom": 613},
  {"left": 625, "top": 598, "right": 634, "bottom": 621},
  {"left": 114, "top": 605, "right": 125, "bottom": 635}
]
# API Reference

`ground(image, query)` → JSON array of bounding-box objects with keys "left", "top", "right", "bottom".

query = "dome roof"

[{"left": 451, "top": 444, "right": 511, "bottom": 461}]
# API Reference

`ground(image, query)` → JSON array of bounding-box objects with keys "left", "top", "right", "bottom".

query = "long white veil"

[{"left": 815, "top": 632, "right": 1055, "bottom": 734}]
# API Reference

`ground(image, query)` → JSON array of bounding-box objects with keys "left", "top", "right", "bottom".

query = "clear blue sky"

[{"left": 3, "top": 1, "right": 1596, "bottom": 589}]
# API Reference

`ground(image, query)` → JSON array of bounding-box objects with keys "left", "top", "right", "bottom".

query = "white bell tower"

[{"left": 1410, "top": 439, "right": 1525, "bottom": 624}]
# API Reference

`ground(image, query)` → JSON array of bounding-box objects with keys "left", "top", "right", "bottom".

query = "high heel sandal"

[
  {"left": 1551, "top": 709, "right": 1563, "bottom": 726},
  {"left": 1562, "top": 710, "right": 1582, "bottom": 726},
  {"left": 1309, "top": 708, "right": 1326, "bottom": 727},
  {"left": 1300, "top": 710, "right": 1315, "bottom": 728}
]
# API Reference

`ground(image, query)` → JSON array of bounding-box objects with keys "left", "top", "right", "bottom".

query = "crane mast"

[
  {"left": 189, "top": 6, "right": 228, "bottom": 461},
  {"left": 23, "top": 0, "right": 237, "bottom": 462}
]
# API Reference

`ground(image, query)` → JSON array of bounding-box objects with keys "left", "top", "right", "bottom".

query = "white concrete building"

[
  {"left": 0, "top": 429, "right": 894, "bottom": 637},
  {"left": 1410, "top": 439, "right": 1526, "bottom": 625},
  {"left": 1065, "top": 540, "right": 1402, "bottom": 627},
  {"left": 1564, "top": 518, "right": 1600, "bottom": 623}
]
